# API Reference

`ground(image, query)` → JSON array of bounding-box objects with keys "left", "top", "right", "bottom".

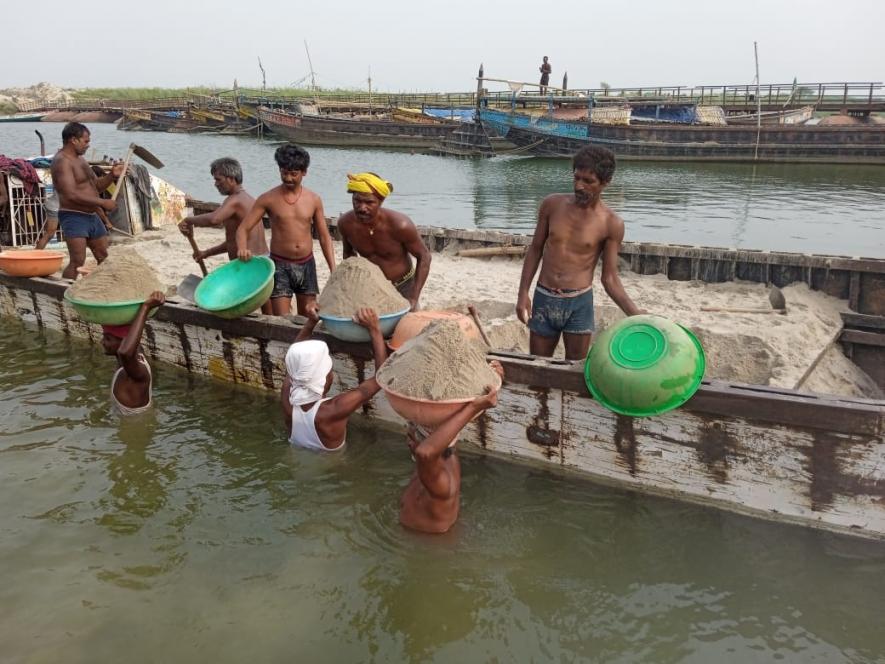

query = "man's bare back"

[
  {"left": 222, "top": 190, "right": 265, "bottom": 258},
  {"left": 400, "top": 454, "right": 461, "bottom": 534}
]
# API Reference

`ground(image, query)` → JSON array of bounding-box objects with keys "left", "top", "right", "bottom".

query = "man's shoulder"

[
  {"left": 384, "top": 208, "right": 416, "bottom": 229},
  {"left": 541, "top": 192, "right": 570, "bottom": 209}
]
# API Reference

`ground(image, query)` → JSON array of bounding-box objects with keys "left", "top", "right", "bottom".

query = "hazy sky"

[{"left": 4, "top": 0, "right": 884, "bottom": 92}]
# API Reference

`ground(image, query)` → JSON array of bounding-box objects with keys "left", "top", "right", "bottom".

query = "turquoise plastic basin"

[
  {"left": 320, "top": 307, "right": 411, "bottom": 342},
  {"left": 194, "top": 257, "right": 274, "bottom": 319},
  {"left": 584, "top": 314, "right": 706, "bottom": 417}
]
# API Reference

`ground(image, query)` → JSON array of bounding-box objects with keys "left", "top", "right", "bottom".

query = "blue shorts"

[
  {"left": 528, "top": 284, "right": 595, "bottom": 337},
  {"left": 59, "top": 209, "right": 108, "bottom": 240},
  {"left": 270, "top": 253, "right": 319, "bottom": 299}
]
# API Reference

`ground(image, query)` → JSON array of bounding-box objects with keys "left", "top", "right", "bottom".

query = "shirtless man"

[
  {"left": 516, "top": 146, "right": 642, "bottom": 361},
  {"left": 236, "top": 144, "right": 335, "bottom": 317},
  {"left": 51, "top": 122, "right": 126, "bottom": 278},
  {"left": 101, "top": 291, "right": 165, "bottom": 415},
  {"left": 400, "top": 361, "right": 503, "bottom": 534},
  {"left": 539, "top": 56, "right": 552, "bottom": 95},
  {"left": 281, "top": 308, "right": 388, "bottom": 451},
  {"left": 337, "top": 172, "right": 431, "bottom": 310},
  {"left": 178, "top": 157, "right": 271, "bottom": 313}
]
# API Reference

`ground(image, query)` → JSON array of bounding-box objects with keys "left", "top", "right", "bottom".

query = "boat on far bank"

[
  {"left": 0, "top": 112, "right": 46, "bottom": 123},
  {"left": 258, "top": 105, "right": 463, "bottom": 150}
]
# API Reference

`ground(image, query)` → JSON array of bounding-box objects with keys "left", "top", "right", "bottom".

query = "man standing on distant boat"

[
  {"left": 51, "top": 122, "right": 126, "bottom": 279},
  {"left": 400, "top": 362, "right": 504, "bottom": 535},
  {"left": 236, "top": 144, "right": 336, "bottom": 317},
  {"left": 179, "top": 157, "right": 271, "bottom": 314},
  {"left": 516, "top": 146, "right": 643, "bottom": 361},
  {"left": 539, "top": 56, "right": 552, "bottom": 95},
  {"left": 337, "top": 173, "right": 431, "bottom": 311}
]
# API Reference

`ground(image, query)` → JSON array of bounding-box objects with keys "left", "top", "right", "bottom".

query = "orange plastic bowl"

[
  {"left": 389, "top": 310, "right": 480, "bottom": 351},
  {"left": 378, "top": 372, "right": 502, "bottom": 427},
  {"left": 0, "top": 250, "right": 64, "bottom": 277}
]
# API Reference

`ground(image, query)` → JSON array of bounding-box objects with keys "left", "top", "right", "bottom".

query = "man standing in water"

[
  {"left": 178, "top": 157, "right": 271, "bottom": 313},
  {"left": 281, "top": 308, "right": 388, "bottom": 451},
  {"left": 51, "top": 122, "right": 126, "bottom": 278},
  {"left": 101, "top": 291, "right": 165, "bottom": 415},
  {"left": 337, "top": 173, "right": 431, "bottom": 311},
  {"left": 400, "top": 362, "right": 504, "bottom": 534},
  {"left": 516, "top": 146, "right": 642, "bottom": 361},
  {"left": 236, "top": 144, "right": 335, "bottom": 317}
]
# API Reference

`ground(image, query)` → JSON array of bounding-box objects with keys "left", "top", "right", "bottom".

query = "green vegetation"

[{"left": 0, "top": 101, "right": 18, "bottom": 114}]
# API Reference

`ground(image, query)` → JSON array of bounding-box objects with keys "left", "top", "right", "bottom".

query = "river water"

[
  {"left": 2, "top": 122, "right": 884, "bottom": 258},
  {"left": 2, "top": 319, "right": 885, "bottom": 662}
]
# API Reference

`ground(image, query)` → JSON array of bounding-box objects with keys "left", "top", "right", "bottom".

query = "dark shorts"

[
  {"left": 528, "top": 285, "right": 595, "bottom": 338},
  {"left": 394, "top": 272, "right": 415, "bottom": 299},
  {"left": 270, "top": 253, "right": 319, "bottom": 299},
  {"left": 59, "top": 209, "right": 107, "bottom": 240}
]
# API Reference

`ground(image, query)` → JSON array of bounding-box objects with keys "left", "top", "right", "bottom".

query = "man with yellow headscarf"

[{"left": 337, "top": 172, "right": 431, "bottom": 310}]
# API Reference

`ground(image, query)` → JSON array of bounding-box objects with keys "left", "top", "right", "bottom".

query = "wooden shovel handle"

[
  {"left": 184, "top": 232, "right": 208, "bottom": 276},
  {"left": 110, "top": 145, "right": 135, "bottom": 202},
  {"left": 467, "top": 304, "right": 492, "bottom": 347}
]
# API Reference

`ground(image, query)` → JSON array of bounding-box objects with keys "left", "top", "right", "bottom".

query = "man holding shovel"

[
  {"left": 51, "top": 122, "right": 126, "bottom": 278},
  {"left": 178, "top": 158, "right": 271, "bottom": 314}
]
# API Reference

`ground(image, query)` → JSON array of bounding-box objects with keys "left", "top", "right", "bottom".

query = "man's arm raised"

[
  {"left": 117, "top": 292, "right": 165, "bottom": 382},
  {"left": 236, "top": 196, "right": 269, "bottom": 261},
  {"left": 516, "top": 197, "right": 552, "bottom": 324},
  {"left": 600, "top": 215, "right": 642, "bottom": 316},
  {"left": 414, "top": 366, "right": 502, "bottom": 498}
]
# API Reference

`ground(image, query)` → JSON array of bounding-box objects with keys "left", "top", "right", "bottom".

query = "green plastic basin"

[
  {"left": 64, "top": 291, "right": 146, "bottom": 325},
  {"left": 194, "top": 256, "right": 274, "bottom": 319},
  {"left": 584, "top": 314, "right": 706, "bottom": 417}
]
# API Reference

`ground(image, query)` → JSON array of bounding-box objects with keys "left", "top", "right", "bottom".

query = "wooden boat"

[
  {"left": 726, "top": 105, "right": 815, "bottom": 126},
  {"left": 258, "top": 106, "right": 462, "bottom": 150},
  {"left": 2, "top": 223, "right": 882, "bottom": 541},
  {"left": 0, "top": 112, "right": 46, "bottom": 122},
  {"left": 479, "top": 108, "right": 885, "bottom": 164}
]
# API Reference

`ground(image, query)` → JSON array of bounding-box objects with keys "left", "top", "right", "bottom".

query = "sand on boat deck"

[{"left": 58, "top": 227, "right": 882, "bottom": 401}]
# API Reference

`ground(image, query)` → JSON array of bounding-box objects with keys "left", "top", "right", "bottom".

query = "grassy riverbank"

[{"left": 70, "top": 86, "right": 361, "bottom": 101}]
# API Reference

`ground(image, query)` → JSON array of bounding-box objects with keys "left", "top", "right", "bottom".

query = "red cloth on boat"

[
  {"left": 0, "top": 155, "right": 41, "bottom": 196},
  {"left": 101, "top": 324, "right": 131, "bottom": 339}
]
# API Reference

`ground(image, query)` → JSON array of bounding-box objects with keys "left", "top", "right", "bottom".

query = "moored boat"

[
  {"left": 258, "top": 106, "right": 462, "bottom": 150},
  {"left": 0, "top": 112, "right": 47, "bottom": 122}
]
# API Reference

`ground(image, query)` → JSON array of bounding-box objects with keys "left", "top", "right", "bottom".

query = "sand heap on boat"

[
  {"left": 377, "top": 320, "right": 498, "bottom": 400},
  {"left": 67, "top": 250, "right": 164, "bottom": 303},
  {"left": 318, "top": 256, "right": 409, "bottom": 317}
]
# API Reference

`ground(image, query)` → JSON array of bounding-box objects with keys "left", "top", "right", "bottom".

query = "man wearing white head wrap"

[
  {"left": 281, "top": 308, "right": 388, "bottom": 452},
  {"left": 400, "top": 361, "right": 504, "bottom": 534}
]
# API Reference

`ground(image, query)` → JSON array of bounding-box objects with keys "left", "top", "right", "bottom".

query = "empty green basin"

[
  {"left": 195, "top": 257, "right": 274, "bottom": 319},
  {"left": 584, "top": 314, "right": 706, "bottom": 417}
]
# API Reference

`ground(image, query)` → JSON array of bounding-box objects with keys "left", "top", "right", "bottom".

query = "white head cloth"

[{"left": 285, "top": 340, "right": 333, "bottom": 406}]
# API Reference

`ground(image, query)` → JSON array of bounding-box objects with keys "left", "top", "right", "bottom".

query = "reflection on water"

[
  {"left": 2, "top": 123, "right": 884, "bottom": 257},
  {"left": 2, "top": 318, "right": 885, "bottom": 662}
]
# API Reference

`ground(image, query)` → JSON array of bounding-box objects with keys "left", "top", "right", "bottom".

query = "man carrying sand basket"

[{"left": 337, "top": 172, "right": 431, "bottom": 311}]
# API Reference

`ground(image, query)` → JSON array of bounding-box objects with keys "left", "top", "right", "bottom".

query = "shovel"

[
  {"left": 176, "top": 229, "right": 208, "bottom": 303},
  {"left": 110, "top": 143, "right": 164, "bottom": 202}
]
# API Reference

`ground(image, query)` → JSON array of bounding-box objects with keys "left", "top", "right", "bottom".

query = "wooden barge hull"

[
  {"left": 1, "top": 273, "right": 883, "bottom": 541},
  {"left": 480, "top": 109, "right": 885, "bottom": 164},
  {"left": 259, "top": 107, "right": 460, "bottom": 150}
]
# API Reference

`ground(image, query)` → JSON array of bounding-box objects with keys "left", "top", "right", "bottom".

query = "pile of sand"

[
  {"left": 377, "top": 320, "right": 498, "bottom": 400},
  {"left": 317, "top": 256, "right": 409, "bottom": 317},
  {"left": 67, "top": 250, "right": 163, "bottom": 303}
]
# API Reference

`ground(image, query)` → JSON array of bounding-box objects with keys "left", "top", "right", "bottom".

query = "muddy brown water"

[{"left": 2, "top": 318, "right": 885, "bottom": 662}]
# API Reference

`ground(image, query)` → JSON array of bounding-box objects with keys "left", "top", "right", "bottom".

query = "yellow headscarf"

[{"left": 346, "top": 172, "right": 393, "bottom": 199}]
